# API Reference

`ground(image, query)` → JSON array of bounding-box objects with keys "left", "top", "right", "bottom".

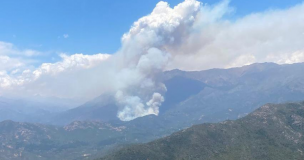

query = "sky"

[
  {"left": 0, "top": 0, "right": 302, "bottom": 55},
  {"left": 1, "top": 0, "right": 304, "bottom": 120}
]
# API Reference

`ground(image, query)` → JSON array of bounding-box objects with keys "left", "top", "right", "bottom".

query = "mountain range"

[
  {"left": 49, "top": 62, "right": 304, "bottom": 127},
  {"left": 1, "top": 62, "right": 304, "bottom": 159}
]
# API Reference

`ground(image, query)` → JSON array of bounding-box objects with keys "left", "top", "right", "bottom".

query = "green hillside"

[{"left": 101, "top": 101, "right": 304, "bottom": 160}]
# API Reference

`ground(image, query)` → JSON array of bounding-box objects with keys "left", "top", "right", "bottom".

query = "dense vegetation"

[{"left": 101, "top": 102, "right": 304, "bottom": 160}]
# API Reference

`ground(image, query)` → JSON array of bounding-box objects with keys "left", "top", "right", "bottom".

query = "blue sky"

[{"left": 0, "top": 0, "right": 302, "bottom": 57}]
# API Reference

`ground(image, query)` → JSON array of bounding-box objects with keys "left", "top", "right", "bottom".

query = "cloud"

[
  {"left": 0, "top": 41, "right": 42, "bottom": 72},
  {"left": 63, "top": 34, "right": 69, "bottom": 38},
  {"left": 166, "top": 0, "right": 304, "bottom": 70},
  {"left": 0, "top": 53, "right": 111, "bottom": 99},
  {"left": 1, "top": 0, "right": 304, "bottom": 121},
  {"left": 283, "top": 51, "right": 304, "bottom": 64},
  {"left": 0, "top": 41, "right": 41, "bottom": 57},
  {"left": 0, "top": 56, "right": 23, "bottom": 71}
]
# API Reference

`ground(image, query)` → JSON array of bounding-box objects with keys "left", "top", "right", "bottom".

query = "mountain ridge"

[
  {"left": 48, "top": 62, "right": 304, "bottom": 126},
  {"left": 101, "top": 101, "right": 304, "bottom": 160}
]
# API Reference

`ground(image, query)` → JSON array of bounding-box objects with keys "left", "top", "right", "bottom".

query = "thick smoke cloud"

[
  {"left": 110, "top": 0, "right": 201, "bottom": 120},
  {"left": 1, "top": 0, "right": 304, "bottom": 121},
  {"left": 116, "top": 92, "right": 165, "bottom": 121}
]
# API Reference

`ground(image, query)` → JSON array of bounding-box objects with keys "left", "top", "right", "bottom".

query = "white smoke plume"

[
  {"left": 110, "top": 0, "right": 201, "bottom": 120},
  {"left": 1, "top": 0, "right": 304, "bottom": 121},
  {"left": 116, "top": 92, "right": 164, "bottom": 121}
]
